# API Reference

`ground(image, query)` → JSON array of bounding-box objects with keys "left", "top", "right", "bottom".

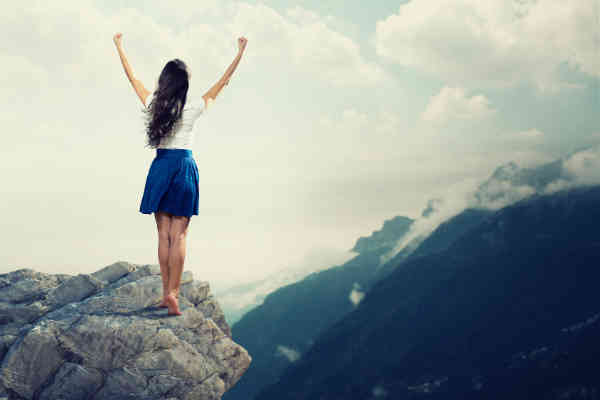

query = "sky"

[{"left": 1, "top": 0, "right": 598, "bottom": 292}]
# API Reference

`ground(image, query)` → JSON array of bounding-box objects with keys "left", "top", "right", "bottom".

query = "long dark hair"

[{"left": 142, "top": 59, "right": 190, "bottom": 148}]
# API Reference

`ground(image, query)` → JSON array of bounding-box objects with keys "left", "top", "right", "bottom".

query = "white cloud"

[
  {"left": 0, "top": 1, "right": 398, "bottom": 285},
  {"left": 349, "top": 282, "right": 365, "bottom": 306},
  {"left": 563, "top": 145, "right": 600, "bottom": 186},
  {"left": 379, "top": 179, "right": 479, "bottom": 266},
  {"left": 542, "top": 145, "right": 600, "bottom": 194},
  {"left": 421, "top": 86, "right": 496, "bottom": 124},
  {"left": 1, "top": 1, "right": 385, "bottom": 93},
  {"left": 286, "top": 5, "right": 343, "bottom": 28},
  {"left": 379, "top": 144, "right": 600, "bottom": 268},
  {"left": 310, "top": 107, "right": 410, "bottom": 169},
  {"left": 275, "top": 345, "right": 300, "bottom": 362},
  {"left": 543, "top": 178, "right": 572, "bottom": 195},
  {"left": 474, "top": 178, "right": 537, "bottom": 210},
  {"left": 226, "top": 3, "right": 389, "bottom": 87},
  {"left": 375, "top": 0, "right": 599, "bottom": 90}
]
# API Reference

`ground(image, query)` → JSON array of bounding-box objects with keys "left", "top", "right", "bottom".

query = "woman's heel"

[{"left": 165, "top": 293, "right": 182, "bottom": 316}]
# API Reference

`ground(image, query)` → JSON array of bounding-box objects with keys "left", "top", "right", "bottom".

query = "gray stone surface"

[{"left": 0, "top": 261, "right": 251, "bottom": 400}]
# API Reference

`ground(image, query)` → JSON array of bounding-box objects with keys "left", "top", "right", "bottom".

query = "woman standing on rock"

[{"left": 113, "top": 32, "right": 248, "bottom": 316}]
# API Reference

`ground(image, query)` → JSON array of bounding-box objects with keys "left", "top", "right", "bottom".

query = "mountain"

[
  {"left": 230, "top": 146, "right": 600, "bottom": 400},
  {"left": 375, "top": 208, "right": 492, "bottom": 278},
  {"left": 377, "top": 145, "right": 600, "bottom": 275},
  {"left": 223, "top": 216, "right": 414, "bottom": 400},
  {"left": 0, "top": 261, "right": 251, "bottom": 400},
  {"left": 351, "top": 216, "right": 417, "bottom": 254},
  {"left": 471, "top": 145, "right": 600, "bottom": 211},
  {"left": 255, "top": 184, "right": 600, "bottom": 399},
  {"left": 213, "top": 248, "right": 355, "bottom": 326}
]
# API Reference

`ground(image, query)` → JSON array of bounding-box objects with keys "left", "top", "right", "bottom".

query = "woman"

[{"left": 113, "top": 32, "right": 248, "bottom": 315}]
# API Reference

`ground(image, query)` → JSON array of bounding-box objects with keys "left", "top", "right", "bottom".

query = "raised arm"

[
  {"left": 113, "top": 32, "right": 151, "bottom": 107},
  {"left": 202, "top": 37, "right": 248, "bottom": 108}
]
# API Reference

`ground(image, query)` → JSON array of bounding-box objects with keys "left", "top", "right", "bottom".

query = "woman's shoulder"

[{"left": 184, "top": 96, "right": 207, "bottom": 117}]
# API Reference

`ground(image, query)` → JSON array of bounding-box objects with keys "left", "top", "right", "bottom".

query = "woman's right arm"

[
  {"left": 202, "top": 37, "right": 247, "bottom": 108},
  {"left": 113, "top": 32, "right": 151, "bottom": 107}
]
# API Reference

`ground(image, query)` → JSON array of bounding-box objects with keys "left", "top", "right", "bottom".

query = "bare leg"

[
  {"left": 165, "top": 215, "right": 191, "bottom": 315},
  {"left": 154, "top": 211, "right": 173, "bottom": 307}
]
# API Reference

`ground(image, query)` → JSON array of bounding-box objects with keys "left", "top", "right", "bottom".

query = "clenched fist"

[
  {"left": 238, "top": 37, "right": 248, "bottom": 53},
  {"left": 113, "top": 32, "right": 123, "bottom": 47}
]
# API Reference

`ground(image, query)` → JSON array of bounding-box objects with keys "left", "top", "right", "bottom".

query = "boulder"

[{"left": 0, "top": 261, "right": 251, "bottom": 400}]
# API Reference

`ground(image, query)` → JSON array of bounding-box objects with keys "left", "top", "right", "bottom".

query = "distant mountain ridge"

[
  {"left": 379, "top": 144, "right": 600, "bottom": 270},
  {"left": 224, "top": 215, "right": 415, "bottom": 400},
  {"left": 221, "top": 146, "right": 600, "bottom": 331},
  {"left": 214, "top": 248, "right": 357, "bottom": 326},
  {"left": 255, "top": 184, "right": 600, "bottom": 399},
  {"left": 351, "top": 216, "right": 413, "bottom": 254},
  {"left": 226, "top": 145, "right": 600, "bottom": 400},
  {"left": 471, "top": 144, "right": 600, "bottom": 210}
]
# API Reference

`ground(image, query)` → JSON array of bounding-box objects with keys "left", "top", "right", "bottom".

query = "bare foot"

[
  {"left": 158, "top": 298, "right": 168, "bottom": 308},
  {"left": 165, "top": 293, "right": 182, "bottom": 316}
]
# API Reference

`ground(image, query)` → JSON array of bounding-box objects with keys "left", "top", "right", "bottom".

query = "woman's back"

[{"left": 145, "top": 90, "right": 207, "bottom": 150}]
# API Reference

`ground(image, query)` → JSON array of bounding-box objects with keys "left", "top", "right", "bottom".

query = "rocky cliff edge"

[{"left": 0, "top": 261, "right": 251, "bottom": 400}]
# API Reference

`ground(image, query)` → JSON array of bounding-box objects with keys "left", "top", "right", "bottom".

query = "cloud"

[
  {"left": 226, "top": 3, "right": 389, "bottom": 87},
  {"left": 421, "top": 86, "right": 496, "bottom": 124},
  {"left": 375, "top": 0, "right": 599, "bottom": 91},
  {"left": 349, "top": 282, "right": 365, "bottom": 306},
  {"left": 472, "top": 144, "right": 600, "bottom": 201},
  {"left": 379, "top": 179, "right": 479, "bottom": 266},
  {"left": 275, "top": 345, "right": 300, "bottom": 362},
  {"left": 543, "top": 179, "right": 572, "bottom": 195},
  {"left": 309, "top": 107, "right": 410, "bottom": 169},
  {"left": 474, "top": 174, "right": 537, "bottom": 210},
  {"left": 562, "top": 145, "right": 600, "bottom": 186},
  {"left": 379, "top": 144, "right": 600, "bottom": 266},
  {"left": 1, "top": 1, "right": 386, "bottom": 93}
]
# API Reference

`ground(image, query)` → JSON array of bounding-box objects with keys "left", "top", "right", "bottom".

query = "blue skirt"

[{"left": 139, "top": 148, "right": 199, "bottom": 217}]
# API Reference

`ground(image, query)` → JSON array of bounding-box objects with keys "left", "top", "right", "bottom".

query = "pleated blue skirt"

[{"left": 139, "top": 148, "right": 199, "bottom": 217}]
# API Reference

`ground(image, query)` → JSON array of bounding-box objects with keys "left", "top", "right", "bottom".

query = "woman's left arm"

[{"left": 113, "top": 32, "right": 151, "bottom": 106}]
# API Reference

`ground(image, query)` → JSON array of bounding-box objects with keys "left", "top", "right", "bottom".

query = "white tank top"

[{"left": 144, "top": 88, "right": 208, "bottom": 150}]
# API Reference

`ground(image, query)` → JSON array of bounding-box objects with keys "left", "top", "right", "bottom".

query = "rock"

[
  {"left": 38, "top": 362, "right": 103, "bottom": 400},
  {"left": 0, "top": 262, "right": 251, "bottom": 400},
  {"left": 45, "top": 274, "right": 106, "bottom": 309},
  {"left": 90, "top": 261, "right": 136, "bottom": 284}
]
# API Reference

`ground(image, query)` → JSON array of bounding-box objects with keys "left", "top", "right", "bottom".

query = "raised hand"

[
  {"left": 238, "top": 36, "right": 248, "bottom": 53},
  {"left": 113, "top": 32, "right": 123, "bottom": 48}
]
